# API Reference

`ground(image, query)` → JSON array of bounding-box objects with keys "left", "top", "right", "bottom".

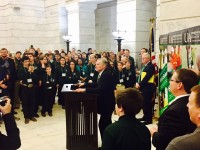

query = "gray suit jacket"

[{"left": 166, "top": 128, "right": 200, "bottom": 150}]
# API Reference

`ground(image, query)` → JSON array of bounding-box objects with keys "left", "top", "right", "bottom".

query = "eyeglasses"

[{"left": 170, "top": 79, "right": 180, "bottom": 83}]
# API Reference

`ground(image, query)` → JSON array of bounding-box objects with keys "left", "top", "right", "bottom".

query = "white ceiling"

[{"left": 80, "top": 0, "right": 113, "bottom": 4}]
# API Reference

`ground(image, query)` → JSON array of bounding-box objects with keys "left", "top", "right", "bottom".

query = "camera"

[{"left": 0, "top": 96, "right": 8, "bottom": 106}]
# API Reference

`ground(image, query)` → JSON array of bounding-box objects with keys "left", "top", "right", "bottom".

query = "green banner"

[
  {"left": 168, "top": 90, "right": 175, "bottom": 103},
  {"left": 159, "top": 64, "right": 169, "bottom": 92}
]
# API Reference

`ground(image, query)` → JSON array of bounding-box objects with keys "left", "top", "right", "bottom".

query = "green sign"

[{"left": 159, "top": 64, "right": 169, "bottom": 92}]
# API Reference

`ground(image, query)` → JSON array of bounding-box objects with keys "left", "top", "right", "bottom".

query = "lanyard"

[
  {"left": 90, "top": 65, "right": 93, "bottom": 73},
  {"left": 61, "top": 66, "right": 66, "bottom": 73},
  {"left": 46, "top": 74, "right": 52, "bottom": 82},
  {"left": 118, "top": 70, "right": 123, "bottom": 80},
  {"left": 24, "top": 67, "right": 32, "bottom": 78},
  {"left": 138, "top": 66, "right": 145, "bottom": 82}
]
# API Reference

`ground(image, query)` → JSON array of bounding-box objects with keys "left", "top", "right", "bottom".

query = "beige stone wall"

[
  {"left": 0, "top": 0, "right": 67, "bottom": 53},
  {"left": 156, "top": 0, "right": 200, "bottom": 56},
  {"left": 95, "top": 1, "right": 117, "bottom": 52},
  {"left": 0, "top": 0, "right": 158, "bottom": 55}
]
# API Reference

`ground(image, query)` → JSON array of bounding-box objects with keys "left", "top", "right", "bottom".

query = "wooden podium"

[{"left": 63, "top": 91, "right": 98, "bottom": 150}]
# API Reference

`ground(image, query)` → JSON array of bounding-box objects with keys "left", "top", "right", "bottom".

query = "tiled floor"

[{"left": 1, "top": 102, "right": 156, "bottom": 150}]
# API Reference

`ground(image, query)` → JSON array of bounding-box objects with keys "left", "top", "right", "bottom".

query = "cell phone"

[{"left": 0, "top": 96, "right": 8, "bottom": 106}]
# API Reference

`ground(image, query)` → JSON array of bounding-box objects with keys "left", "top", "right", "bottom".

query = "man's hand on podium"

[
  {"left": 75, "top": 88, "right": 86, "bottom": 93},
  {"left": 75, "top": 83, "right": 85, "bottom": 87}
]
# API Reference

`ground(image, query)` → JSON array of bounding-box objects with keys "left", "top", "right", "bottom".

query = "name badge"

[
  {"left": 90, "top": 73, "right": 94, "bottom": 77},
  {"left": 127, "top": 77, "right": 129, "bottom": 81},
  {"left": 120, "top": 79, "right": 124, "bottom": 83},
  {"left": 27, "top": 79, "right": 32, "bottom": 83},
  {"left": 62, "top": 73, "right": 66, "bottom": 77},
  {"left": 0, "top": 89, "right": 2, "bottom": 93}
]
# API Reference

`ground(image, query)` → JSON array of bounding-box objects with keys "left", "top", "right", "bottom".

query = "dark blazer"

[
  {"left": 18, "top": 67, "right": 39, "bottom": 86},
  {"left": 55, "top": 65, "right": 70, "bottom": 85},
  {"left": 0, "top": 58, "right": 17, "bottom": 82},
  {"left": 0, "top": 113, "right": 21, "bottom": 150},
  {"left": 68, "top": 69, "right": 80, "bottom": 84},
  {"left": 113, "top": 69, "right": 126, "bottom": 86},
  {"left": 86, "top": 63, "right": 98, "bottom": 83},
  {"left": 152, "top": 95, "right": 196, "bottom": 150},
  {"left": 123, "top": 67, "right": 136, "bottom": 88},
  {"left": 102, "top": 115, "right": 151, "bottom": 150},
  {"left": 85, "top": 69, "right": 115, "bottom": 114},
  {"left": 139, "top": 61, "right": 155, "bottom": 92}
]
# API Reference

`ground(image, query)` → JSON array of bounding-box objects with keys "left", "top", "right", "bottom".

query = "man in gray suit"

[{"left": 166, "top": 84, "right": 200, "bottom": 150}]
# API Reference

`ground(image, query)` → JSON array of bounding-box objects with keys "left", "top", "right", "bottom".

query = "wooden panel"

[{"left": 63, "top": 92, "right": 98, "bottom": 150}]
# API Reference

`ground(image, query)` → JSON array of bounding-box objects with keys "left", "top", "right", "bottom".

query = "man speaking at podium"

[{"left": 75, "top": 58, "right": 115, "bottom": 141}]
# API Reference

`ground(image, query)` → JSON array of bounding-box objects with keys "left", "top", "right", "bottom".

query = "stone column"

[
  {"left": 116, "top": 0, "right": 156, "bottom": 67},
  {"left": 65, "top": 1, "right": 97, "bottom": 52},
  {"left": 116, "top": 0, "right": 137, "bottom": 57}
]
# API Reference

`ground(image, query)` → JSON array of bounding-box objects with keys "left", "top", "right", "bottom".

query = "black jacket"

[
  {"left": 0, "top": 58, "right": 17, "bottom": 82},
  {"left": 85, "top": 69, "right": 115, "bottom": 114},
  {"left": 152, "top": 95, "right": 196, "bottom": 150},
  {"left": 0, "top": 113, "right": 21, "bottom": 150},
  {"left": 138, "top": 62, "right": 155, "bottom": 92},
  {"left": 102, "top": 115, "right": 151, "bottom": 150}
]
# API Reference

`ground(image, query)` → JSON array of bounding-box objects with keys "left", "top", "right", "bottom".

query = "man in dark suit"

[
  {"left": 166, "top": 85, "right": 200, "bottom": 150},
  {"left": 0, "top": 48, "right": 18, "bottom": 118},
  {"left": 148, "top": 69, "right": 199, "bottom": 150},
  {"left": 136, "top": 53, "right": 155, "bottom": 124},
  {"left": 0, "top": 48, "right": 17, "bottom": 100},
  {"left": 76, "top": 58, "right": 115, "bottom": 141}
]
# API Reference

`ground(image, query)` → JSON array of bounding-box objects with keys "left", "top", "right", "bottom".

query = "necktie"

[
  {"left": 138, "top": 66, "right": 145, "bottom": 82},
  {"left": 97, "top": 74, "right": 101, "bottom": 82}
]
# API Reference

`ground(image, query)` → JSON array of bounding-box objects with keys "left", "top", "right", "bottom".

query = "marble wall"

[
  {"left": 117, "top": 0, "right": 137, "bottom": 56},
  {"left": 0, "top": 0, "right": 46, "bottom": 52},
  {"left": 0, "top": 0, "right": 157, "bottom": 56},
  {"left": 44, "top": 0, "right": 67, "bottom": 52},
  {"left": 95, "top": 1, "right": 117, "bottom": 53},
  {"left": 66, "top": 1, "right": 97, "bottom": 52},
  {"left": 0, "top": 0, "right": 67, "bottom": 53},
  {"left": 159, "top": 0, "right": 200, "bottom": 34},
  {"left": 136, "top": 0, "right": 156, "bottom": 56},
  {"left": 156, "top": 0, "right": 200, "bottom": 56},
  {"left": 135, "top": 0, "right": 156, "bottom": 66},
  {"left": 95, "top": 0, "right": 156, "bottom": 59}
]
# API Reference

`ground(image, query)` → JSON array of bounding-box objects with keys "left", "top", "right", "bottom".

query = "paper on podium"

[{"left": 61, "top": 84, "right": 74, "bottom": 92}]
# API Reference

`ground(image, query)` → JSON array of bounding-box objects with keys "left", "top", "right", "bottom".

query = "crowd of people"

[
  {"left": 0, "top": 45, "right": 199, "bottom": 150},
  {"left": 0, "top": 47, "right": 137, "bottom": 124}
]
